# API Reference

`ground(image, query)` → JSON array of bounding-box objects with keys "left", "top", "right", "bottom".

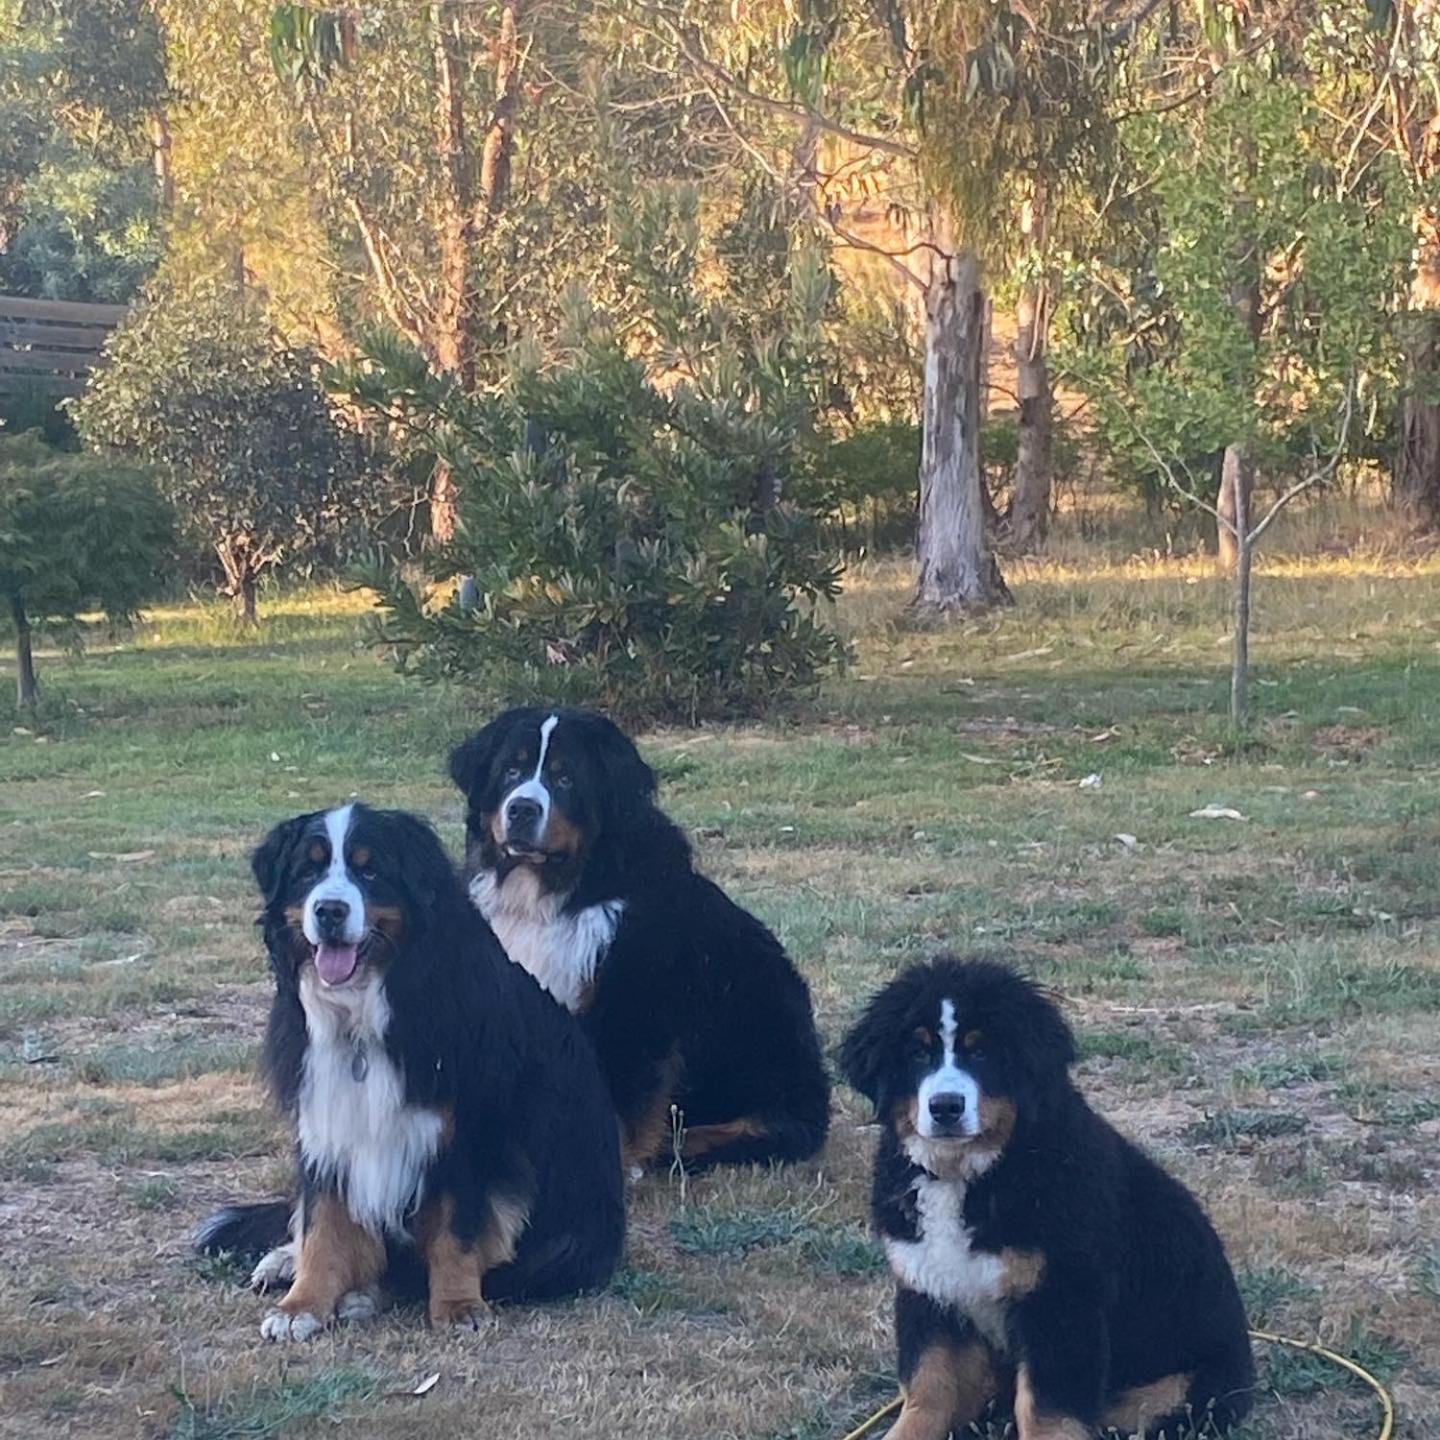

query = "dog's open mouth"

[
  {"left": 503, "top": 841, "right": 565, "bottom": 864},
  {"left": 313, "top": 941, "right": 361, "bottom": 986}
]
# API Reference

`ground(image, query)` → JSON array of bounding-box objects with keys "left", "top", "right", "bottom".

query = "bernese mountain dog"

[
  {"left": 840, "top": 958, "right": 1254, "bottom": 1440},
  {"left": 448, "top": 706, "right": 831, "bottom": 1172},
  {"left": 196, "top": 803, "right": 624, "bottom": 1337}
]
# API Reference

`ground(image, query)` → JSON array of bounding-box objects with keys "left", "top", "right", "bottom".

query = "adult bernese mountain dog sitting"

[
  {"left": 197, "top": 803, "right": 624, "bottom": 1337},
  {"left": 449, "top": 706, "right": 831, "bottom": 1172},
  {"left": 841, "top": 957, "right": 1254, "bottom": 1440}
]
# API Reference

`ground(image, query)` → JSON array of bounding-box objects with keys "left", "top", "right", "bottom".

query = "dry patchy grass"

[{"left": 1, "top": 522, "right": 1437, "bottom": 1439}]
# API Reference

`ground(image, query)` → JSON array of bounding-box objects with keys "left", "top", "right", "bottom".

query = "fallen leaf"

[
  {"left": 1079, "top": 773, "right": 1103, "bottom": 789},
  {"left": 1188, "top": 805, "right": 1245, "bottom": 821},
  {"left": 412, "top": 1373, "right": 440, "bottom": 1397},
  {"left": 87, "top": 850, "right": 156, "bottom": 862},
  {"left": 1113, "top": 833, "right": 1139, "bottom": 848},
  {"left": 82, "top": 789, "right": 106, "bottom": 798},
  {"left": 959, "top": 752, "right": 1001, "bottom": 766}
]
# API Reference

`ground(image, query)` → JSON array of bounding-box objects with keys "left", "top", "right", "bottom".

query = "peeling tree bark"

[
  {"left": 1393, "top": 211, "right": 1440, "bottom": 527},
  {"left": 1008, "top": 279, "right": 1053, "bottom": 551},
  {"left": 913, "top": 248, "right": 1011, "bottom": 614}
]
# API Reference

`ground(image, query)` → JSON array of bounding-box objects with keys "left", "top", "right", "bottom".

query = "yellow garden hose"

[{"left": 837, "top": 1329, "right": 1395, "bottom": 1440}]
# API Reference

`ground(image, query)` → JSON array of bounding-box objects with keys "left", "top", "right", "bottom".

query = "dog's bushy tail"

[{"left": 194, "top": 1200, "right": 292, "bottom": 1258}]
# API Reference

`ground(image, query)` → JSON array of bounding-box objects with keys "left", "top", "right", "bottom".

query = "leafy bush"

[
  {"left": 348, "top": 190, "right": 848, "bottom": 721},
  {"left": 75, "top": 274, "right": 368, "bottom": 620},
  {"left": 0, "top": 432, "right": 172, "bottom": 705}
]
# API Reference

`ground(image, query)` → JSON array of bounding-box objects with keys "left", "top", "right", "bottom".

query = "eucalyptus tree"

[{"left": 629, "top": 0, "right": 1131, "bottom": 612}]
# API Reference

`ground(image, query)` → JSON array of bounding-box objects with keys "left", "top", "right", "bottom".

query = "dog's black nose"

[
  {"left": 314, "top": 899, "right": 350, "bottom": 935},
  {"left": 505, "top": 795, "right": 543, "bottom": 832},
  {"left": 928, "top": 1092, "right": 966, "bottom": 1128}
]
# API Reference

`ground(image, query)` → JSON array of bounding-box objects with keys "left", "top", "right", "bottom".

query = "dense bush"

[
  {"left": 75, "top": 275, "right": 369, "bottom": 620},
  {"left": 0, "top": 432, "right": 172, "bottom": 705},
  {"left": 346, "top": 206, "right": 849, "bottom": 720}
]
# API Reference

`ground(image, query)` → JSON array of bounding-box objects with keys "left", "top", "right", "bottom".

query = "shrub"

[
  {"left": 0, "top": 432, "right": 172, "bottom": 705},
  {"left": 75, "top": 274, "right": 367, "bottom": 620},
  {"left": 347, "top": 185, "right": 847, "bottom": 721}
]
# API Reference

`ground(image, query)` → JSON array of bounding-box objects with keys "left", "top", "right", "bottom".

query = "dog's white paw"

[
  {"left": 260, "top": 1308, "right": 326, "bottom": 1342},
  {"left": 336, "top": 1288, "right": 383, "bottom": 1325},
  {"left": 250, "top": 1242, "right": 297, "bottom": 1292}
]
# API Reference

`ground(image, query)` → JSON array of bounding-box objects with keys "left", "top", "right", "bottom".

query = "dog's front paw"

[
  {"left": 428, "top": 1296, "right": 492, "bottom": 1333},
  {"left": 336, "top": 1287, "right": 383, "bottom": 1326},
  {"left": 250, "top": 1242, "right": 297, "bottom": 1292},
  {"left": 260, "top": 1308, "right": 326, "bottom": 1342}
]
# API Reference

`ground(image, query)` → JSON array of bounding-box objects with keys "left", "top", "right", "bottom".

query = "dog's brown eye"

[
  {"left": 553, "top": 770, "right": 573, "bottom": 790},
  {"left": 307, "top": 842, "right": 327, "bottom": 865}
]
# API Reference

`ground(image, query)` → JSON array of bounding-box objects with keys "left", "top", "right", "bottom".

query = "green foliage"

[
  {"left": 0, "top": 431, "right": 172, "bottom": 685},
  {"left": 75, "top": 275, "right": 367, "bottom": 614},
  {"left": 1064, "top": 62, "right": 1408, "bottom": 505},
  {"left": 352, "top": 191, "right": 848, "bottom": 721},
  {"left": 0, "top": 0, "right": 164, "bottom": 303}
]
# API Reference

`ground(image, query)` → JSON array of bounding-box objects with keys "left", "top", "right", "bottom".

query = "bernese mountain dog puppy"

[
  {"left": 840, "top": 958, "right": 1254, "bottom": 1440},
  {"left": 198, "top": 803, "right": 624, "bottom": 1338},
  {"left": 448, "top": 706, "right": 831, "bottom": 1172}
]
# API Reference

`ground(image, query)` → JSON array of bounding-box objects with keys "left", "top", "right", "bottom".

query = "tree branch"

[
  {"left": 628, "top": 5, "right": 918, "bottom": 161},
  {"left": 1247, "top": 379, "right": 1355, "bottom": 546}
]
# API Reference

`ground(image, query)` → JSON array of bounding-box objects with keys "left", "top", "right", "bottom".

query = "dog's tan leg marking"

[
  {"left": 1014, "top": 1366, "right": 1091, "bottom": 1440},
  {"left": 620, "top": 1047, "right": 683, "bottom": 1170},
  {"left": 679, "top": 1114, "right": 768, "bottom": 1160},
  {"left": 261, "top": 1194, "right": 383, "bottom": 1341},
  {"left": 888, "top": 1338, "right": 998, "bottom": 1440},
  {"left": 1100, "top": 1372, "right": 1192, "bottom": 1434},
  {"left": 417, "top": 1195, "right": 487, "bottom": 1331}
]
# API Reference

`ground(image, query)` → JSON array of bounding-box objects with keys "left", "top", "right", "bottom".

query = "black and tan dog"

[
  {"left": 841, "top": 957, "right": 1254, "bottom": 1439},
  {"left": 198, "top": 803, "right": 624, "bottom": 1337},
  {"left": 450, "top": 706, "right": 831, "bottom": 1172}
]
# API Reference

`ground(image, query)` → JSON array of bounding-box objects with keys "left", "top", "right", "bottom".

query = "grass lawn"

[{"left": 1, "top": 539, "right": 1437, "bottom": 1439}]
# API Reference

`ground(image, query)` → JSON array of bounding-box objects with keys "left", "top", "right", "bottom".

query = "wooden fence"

[{"left": 0, "top": 295, "right": 127, "bottom": 399}]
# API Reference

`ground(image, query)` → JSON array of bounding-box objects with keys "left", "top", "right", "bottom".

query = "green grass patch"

[
  {"left": 171, "top": 1368, "right": 380, "bottom": 1440},
  {"left": 1183, "top": 1110, "right": 1309, "bottom": 1148}
]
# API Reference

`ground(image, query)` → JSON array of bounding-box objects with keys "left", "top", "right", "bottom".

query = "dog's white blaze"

[
  {"left": 470, "top": 866, "right": 624, "bottom": 1013},
  {"left": 884, "top": 1174, "right": 1009, "bottom": 1346},
  {"left": 296, "top": 969, "right": 443, "bottom": 1235},
  {"left": 301, "top": 804, "right": 365, "bottom": 946},
  {"left": 501, "top": 712, "right": 560, "bottom": 837},
  {"left": 916, "top": 997, "right": 982, "bottom": 1139}
]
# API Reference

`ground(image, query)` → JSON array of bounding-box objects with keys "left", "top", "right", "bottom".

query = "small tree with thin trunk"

[
  {"left": 1069, "top": 57, "right": 1402, "bottom": 726},
  {"left": 76, "top": 274, "right": 363, "bottom": 622},
  {"left": 0, "top": 433, "right": 172, "bottom": 707}
]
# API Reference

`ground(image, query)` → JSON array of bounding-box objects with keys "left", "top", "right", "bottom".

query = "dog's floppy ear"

[
  {"left": 391, "top": 810, "right": 446, "bottom": 911},
  {"left": 250, "top": 814, "right": 310, "bottom": 907},
  {"left": 588, "top": 710, "right": 658, "bottom": 808},
  {"left": 839, "top": 997, "right": 893, "bottom": 1109},
  {"left": 448, "top": 715, "right": 515, "bottom": 797}
]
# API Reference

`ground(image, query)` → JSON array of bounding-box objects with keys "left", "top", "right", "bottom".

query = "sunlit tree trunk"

[
  {"left": 1393, "top": 212, "right": 1440, "bottom": 527},
  {"left": 913, "top": 247, "right": 1011, "bottom": 614},
  {"left": 1009, "top": 278, "right": 1052, "bottom": 550}
]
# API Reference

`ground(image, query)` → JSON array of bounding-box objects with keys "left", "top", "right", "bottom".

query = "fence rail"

[{"left": 0, "top": 295, "right": 127, "bottom": 398}]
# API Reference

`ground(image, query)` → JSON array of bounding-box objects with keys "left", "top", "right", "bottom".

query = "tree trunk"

[
  {"left": 238, "top": 573, "right": 258, "bottom": 625},
  {"left": 1393, "top": 211, "right": 1440, "bottom": 527},
  {"left": 478, "top": 1, "right": 523, "bottom": 222},
  {"left": 1008, "top": 280, "right": 1052, "bottom": 551},
  {"left": 11, "top": 593, "right": 37, "bottom": 707},
  {"left": 1217, "top": 441, "right": 1252, "bottom": 573},
  {"left": 913, "top": 249, "right": 1011, "bottom": 614},
  {"left": 1230, "top": 472, "right": 1252, "bottom": 728},
  {"left": 150, "top": 111, "right": 174, "bottom": 208}
]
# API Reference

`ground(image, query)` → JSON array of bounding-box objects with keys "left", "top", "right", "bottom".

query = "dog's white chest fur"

[
  {"left": 297, "top": 972, "right": 443, "bottom": 1235},
  {"left": 884, "top": 1174, "right": 1009, "bottom": 1344},
  {"left": 469, "top": 868, "right": 624, "bottom": 1013}
]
